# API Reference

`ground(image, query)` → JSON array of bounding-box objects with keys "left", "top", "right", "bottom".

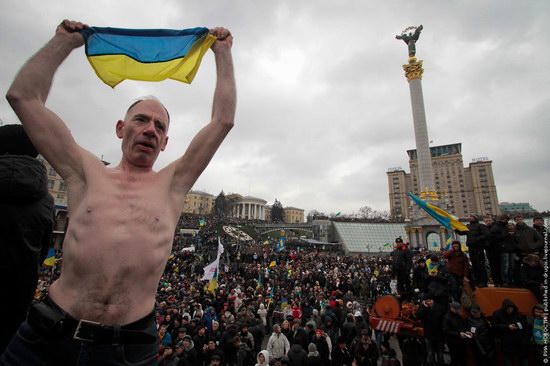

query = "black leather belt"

[{"left": 28, "top": 296, "right": 157, "bottom": 344}]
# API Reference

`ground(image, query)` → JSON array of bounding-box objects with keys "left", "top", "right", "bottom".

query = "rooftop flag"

[
  {"left": 407, "top": 192, "right": 469, "bottom": 232},
  {"left": 79, "top": 27, "right": 216, "bottom": 88}
]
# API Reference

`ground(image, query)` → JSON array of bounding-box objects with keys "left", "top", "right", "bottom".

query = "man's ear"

[
  {"left": 161, "top": 136, "right": 169, "bottom": 151},
  {"left": 116, "top": 120, "right": 124, "bottom": 139}
]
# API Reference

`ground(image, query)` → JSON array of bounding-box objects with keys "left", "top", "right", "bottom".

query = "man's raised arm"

[
  {"left": 171, "top": 27, "right": 236, "bottom": 194},
  {"left": 6, "top": 20, "right": 89, "bottom": 181}
]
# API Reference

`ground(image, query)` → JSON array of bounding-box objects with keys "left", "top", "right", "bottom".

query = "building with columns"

[{"left": 232, "top": 195, "right": 268, "bottom": 220}]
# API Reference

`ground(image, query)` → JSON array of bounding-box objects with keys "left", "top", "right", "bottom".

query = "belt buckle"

[{"left": 73, "top": 319, "right": 101, "bottom": 342}]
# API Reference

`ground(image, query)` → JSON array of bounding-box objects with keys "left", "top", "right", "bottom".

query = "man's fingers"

[
  {"left": 210, "top": 27, "right": 231, "bottom": 40},
  {"left": 60, "top": 19, "right": 88, "bottom": 32}
]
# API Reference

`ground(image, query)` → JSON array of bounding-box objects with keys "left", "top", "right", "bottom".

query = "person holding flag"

[{"left": 3, "top": 18, "right": 236, "bottom": 365}]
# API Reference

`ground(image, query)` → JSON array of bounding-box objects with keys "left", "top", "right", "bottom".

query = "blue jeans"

[
  {"left": 499, "top": 252, "right": 515, "bottom": 285},
  {"left": 0, "top": 316, "right": 158, "bottom": 365}
]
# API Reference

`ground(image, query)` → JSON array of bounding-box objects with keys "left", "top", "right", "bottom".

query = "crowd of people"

[{"left": 30, "top": 211, "right": 548, "bottom": 366}]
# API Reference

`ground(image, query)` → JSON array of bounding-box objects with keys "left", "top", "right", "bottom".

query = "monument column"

[{"left": 398, "top": 25, "right": 437, "bottom": 201}]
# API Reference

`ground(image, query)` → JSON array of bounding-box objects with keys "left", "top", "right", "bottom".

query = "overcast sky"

[{"left": 1, "top": 1, "right": 548, "bottom": 216}]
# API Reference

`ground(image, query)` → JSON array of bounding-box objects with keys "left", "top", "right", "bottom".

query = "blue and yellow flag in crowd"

[
  {"left": 79, "top": 27, "right": 216, "bottom": 88},
  {"left": 407, "top": 192, "right": 469, "bottom": 232},
  {"left": 207, "top": 268, "right": 218, "bottom": 295},
  {"left": 43, "top": 248, "right": 56, "bottom": 267}
]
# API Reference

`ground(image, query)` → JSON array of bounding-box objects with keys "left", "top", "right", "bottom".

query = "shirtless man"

[{"left": 2, "top": 19, "right": 235, "bottom": 365}]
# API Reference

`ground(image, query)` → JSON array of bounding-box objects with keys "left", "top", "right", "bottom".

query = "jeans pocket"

[
  {"left": 120, "top": 343, "right": 158, "bottom": 366},
  {"left": 16, "top": 321, "right": 45, "bottom": 344}
]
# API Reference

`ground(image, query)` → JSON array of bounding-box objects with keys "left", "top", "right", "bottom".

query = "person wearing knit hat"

[{"left": 0, "top": 124, "right": 55, "bottom": 353}]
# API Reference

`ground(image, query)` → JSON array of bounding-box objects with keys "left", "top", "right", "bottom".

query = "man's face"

[
  {"left": 534, "top": 218, "right": 544, "bottom": 227},
  {"left": 211, "top": 359, "right": 220, "bottom": 366},
  {"left": 208, "top": 341, "right": 216, "bottom": 350},
  {"left": 534, "top": 308, "right": 545, "bottom": 319},
  {"left": 515, "top": 217, "right": 524, "bottom": 225},
  {"left": 484, "top": 217, "right": 493, "bottom": 226},
  {"left": 452, "top": 243, "right": 460, "bottom": 251},
  {"left": 116, "top": 99, "right": 169, "bottom": 168}
]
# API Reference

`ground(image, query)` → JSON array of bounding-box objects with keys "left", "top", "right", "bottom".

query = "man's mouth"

[{"left": 136, "top": 141, "right": 155, "bottom": 150}]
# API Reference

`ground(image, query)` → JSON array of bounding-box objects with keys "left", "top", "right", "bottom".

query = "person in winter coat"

[
  {"left": 416, "top": 294, "right": 446, "bottom": 366},
  {"left": 380, "top": 341, "right": 401, "bottom": 366},
  {"left": 179, "top": 335, "right": 199, "bottom": 366},
  {"left": 491, "top": 298, "right": 530, "bottom": 366},
  {"left": 287, "top": 341, "right": 308, "bottom": 366},
  {"left": 311, "top": 329, "right": 331, "bottom": 366},
  {"left": 519, "top": 254, "right": 544, "bottom": 302},
  {"left": 255, "top": 350, "right": 269, "bottom": 366},
  {"left": 331, "top": 336, "right": 353, "bottom": 366},
  {"left": 442, "top": 241, "right": 469, "bottom": 302},
  {"left": 305, "top": 343, "right": 323, "bottom": 366},
  {"left": 0, "top": 124, "right": 55, "bottom": 353},
  {"left": 457, "top": 214, "right": 490, "bottom": 287},
  {"left": 412, "top": 257, "right": 429, "bottom": 296},
  {"left": 490, "top": 215, "right": 517, "bottom": 286},
  {"left": 514, "top": 214, "right": 543, "bottom": 258},
  {"left": 353, "top": 331, "right": 379, "bottom": 366},
  {"left": 424, "top": 255, "right": 449, "bottom": 307},
  {"left": 442, "top": 302, "right": 468, "bottom": 366},
  {"left": 235, "top": 335, "right": 254, "bottom": 366},
  {"left": 267, "top": 324, "right": 291, "bottom": 361},
  {"left": 390, "top": 237, "right": 413, "bottom": 297},
  {"left": 529, "top": 304, "right": 549, "bottom": 366},
  {"left": 465, "top": 304, "right": 495, "bottom": 366},
  {"left": 532, "top": 216, "right": 549, "bottom": 258},
  {"left": 340, "top": 313, "right": 357, "bottom": 348}
]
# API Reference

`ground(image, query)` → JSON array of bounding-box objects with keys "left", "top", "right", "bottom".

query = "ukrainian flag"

[
  {"left": 407, "top": 192, "right": 469, "bottom": 232},
  {"left": 207, "top": 268, "right": 218, "bottom": 295},
  {"left": 43, "top": 248, "right": 56, "bottom": 267},
  {"left": 79, "top": 27, "right": 216, "bottom": 88}
]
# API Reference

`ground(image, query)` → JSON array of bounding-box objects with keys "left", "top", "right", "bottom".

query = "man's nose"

[{"left": 142, "top": 121, "right": 156, "bottom": 135}]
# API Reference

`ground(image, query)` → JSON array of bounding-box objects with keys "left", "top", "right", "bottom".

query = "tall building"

[{"left": 387, "top": 143, "right": 500, "bottom": 219}]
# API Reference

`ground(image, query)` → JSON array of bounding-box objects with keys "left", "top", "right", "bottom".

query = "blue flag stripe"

[{"left": 80, "top": 27, "right": 209, "bottom": 62}]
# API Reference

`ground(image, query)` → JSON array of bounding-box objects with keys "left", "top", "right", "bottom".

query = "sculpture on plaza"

[{"left": 396, "top": 25, "right": 424, "bottom": 57}]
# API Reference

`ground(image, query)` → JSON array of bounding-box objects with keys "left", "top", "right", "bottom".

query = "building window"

[
  {"left": 59, "top": 182, "right": 66, "bottom": 192},
  {"left": 48, "top": 168, "right": 57, "bottom": 176},
  {"left": 47, "top": 179, "right": 54, "bottom": 189}
]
